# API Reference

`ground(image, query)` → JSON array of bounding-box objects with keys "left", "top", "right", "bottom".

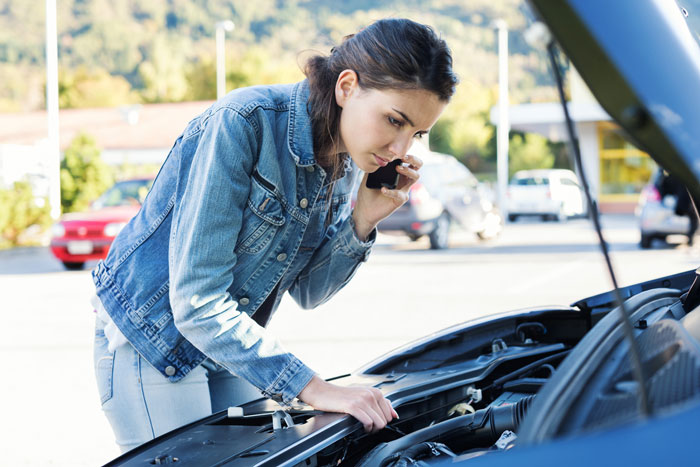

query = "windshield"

[
  {"left": 511, "top": 177, "right": 549, "bottom": 186},
  {"left": 92, "top": 179, "right": 154, "bottom": 210}
]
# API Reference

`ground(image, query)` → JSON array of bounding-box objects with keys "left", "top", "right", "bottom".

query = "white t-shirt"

[{"left": 92, "top": 294, "right": 128, "bottom": 352}]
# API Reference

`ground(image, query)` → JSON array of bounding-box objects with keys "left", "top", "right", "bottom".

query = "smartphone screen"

[{"left": 366, "top": 159, "right": 402, "bottom": 190}]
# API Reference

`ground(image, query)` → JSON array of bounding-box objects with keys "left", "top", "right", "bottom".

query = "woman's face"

[{"left": 334, "top": 70, "right": 447, "bottom": 173}]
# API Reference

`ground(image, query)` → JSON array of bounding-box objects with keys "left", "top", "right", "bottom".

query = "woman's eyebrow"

[{"left": 391, "top": 108, "right": 416, "bottom": 127}]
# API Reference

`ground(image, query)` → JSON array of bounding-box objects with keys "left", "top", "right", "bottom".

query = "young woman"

[{"left": 93, "top": 17, "right": 457, "bottom": 452}]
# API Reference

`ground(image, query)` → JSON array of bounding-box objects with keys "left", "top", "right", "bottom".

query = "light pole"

[
  {"left": 493, "top": 19, "right": 509, "bottom": 220},
  {"left": 46, "top": 0, "right": 61, "bottom": 219},
  {"left": 216, "top": 20, "right": 235, "bottom": 100}
]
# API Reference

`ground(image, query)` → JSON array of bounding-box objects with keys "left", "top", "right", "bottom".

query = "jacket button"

[
  {"left": 165, "top": 366, "right": 176, "bottom": 376},
  {"left": 239, "top": 297, "right": 250, "bottom": 306},
  {"left": 299, "top": 198, "right": 308, "bottom": 208},
  {"left": 306, "top": 166, "right": 315, "bottom": 172},
  {"left": 277, "top": 253, "right": 287, "bottom": 262}
]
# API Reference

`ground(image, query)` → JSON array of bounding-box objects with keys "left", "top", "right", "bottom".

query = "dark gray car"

[{"left": 377, "top": 146, "right": 503, "bottom": 249}]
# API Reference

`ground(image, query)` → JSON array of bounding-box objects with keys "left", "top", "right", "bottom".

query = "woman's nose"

[{"left": 388, "top": 135, "right": 413, "bottom": 160}]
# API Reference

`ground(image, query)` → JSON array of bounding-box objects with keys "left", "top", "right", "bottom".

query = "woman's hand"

[
  {"left": 352, "top": 153, "right": 423, "bottom": 240},
  {"left": 298, "top": 375, "right": 398, "bottom": 432}
]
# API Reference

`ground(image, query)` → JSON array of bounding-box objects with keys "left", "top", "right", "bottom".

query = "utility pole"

[
  {"left": 494, "top": 19, "right": 510, "bottom": 219},
  {"left": 216, "top": 20, "right": 235, "bottom": 100},
  {"left": 46, "top": 0, "right": 61, "bottom": 219}
]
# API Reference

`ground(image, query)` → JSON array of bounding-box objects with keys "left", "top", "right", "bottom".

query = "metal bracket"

[{"left": 272, "top": 410, "right": 295, "bottom": 431}]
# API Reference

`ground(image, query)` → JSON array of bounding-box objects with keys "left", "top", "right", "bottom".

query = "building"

[
  {"left": 491, "top": 69, "right": 655, "bottom": 213},
  {"left": 0, "top": 100, "right": 213, "bottom": 196}
]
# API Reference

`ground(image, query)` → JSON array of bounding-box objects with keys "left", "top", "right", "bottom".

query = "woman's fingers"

[
  {"left": 396, "top": 163, "right": 419, "bottom": 181},
  {"left": 402, "top": 153, "right": 423, "bottom": 170},
  {"left": 380, "top": 186, "right": 409, "bottom": 205},
  {"left": 297, "top": 377, "right": 397, "bottom": 433}
]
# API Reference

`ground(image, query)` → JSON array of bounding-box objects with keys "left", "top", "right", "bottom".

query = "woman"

[{"left": 93, "top": 17, "right": 457, "bottom": 452}]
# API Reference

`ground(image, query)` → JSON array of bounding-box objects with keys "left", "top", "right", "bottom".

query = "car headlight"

[
  {"left": 51, "top": 223, "right": 65, "bottom": 238},
  {"left": 104, "top": 222, "right": 127, "bottom": 237}
]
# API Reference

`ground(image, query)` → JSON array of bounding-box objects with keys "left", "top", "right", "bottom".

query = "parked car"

[
  {"left": 50, "top": 177, "right": 154, "bottom": 270},
  {"left": 375, "top": 143, "right": 503, "bottom": 249},
  {"left": 106, "top": 1, "right": 700, "bottom": 465},
  {"left": 507, "top": 169, "right": 586, "bottom": 222},
  {"left": 638, "top": 168, "right": 693, "bottom": 248}
]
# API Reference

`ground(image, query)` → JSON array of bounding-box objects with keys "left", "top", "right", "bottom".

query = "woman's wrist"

[{"left": 351, "top": 210, "right": 376, "bottom": 242}]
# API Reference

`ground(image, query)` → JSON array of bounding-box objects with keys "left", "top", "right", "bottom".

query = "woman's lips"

[{"left": 373, "top": 154, "right": 389, "bottom": 167}]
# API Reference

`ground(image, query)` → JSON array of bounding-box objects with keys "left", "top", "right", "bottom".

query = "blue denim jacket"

[{"left": 92, "top": 80, "right": 375, "bottom": 406}]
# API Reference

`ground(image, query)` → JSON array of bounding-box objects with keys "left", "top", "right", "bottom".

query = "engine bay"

[
  {"left": 307, "top": 275, "right": 700, "bottom": 466},
  {"left": 108, "top": 270, "right": 700, "bottom": 466}
]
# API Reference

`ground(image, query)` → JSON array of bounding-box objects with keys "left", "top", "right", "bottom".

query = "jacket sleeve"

[
  {"left": 288, "top": 208, "right": 377, "bottom": 309},
  {"left": 168, "top": 107, "right": 315, "bottom": 406}
]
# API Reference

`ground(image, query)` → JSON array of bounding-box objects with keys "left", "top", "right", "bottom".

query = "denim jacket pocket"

[{"left": 236, "top": 176, "right": 286, "bottom": 255}]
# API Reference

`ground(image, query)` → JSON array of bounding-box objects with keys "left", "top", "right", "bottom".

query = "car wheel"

[
  {"left": 508, "top": 214, "right": 518, "bottom": 222},
  {"left": 477, "top": 211, "right": 503, "bottom": 240},
  {"left": 557, "top": 207, "right": 567, "bottom": 222},
  {"left": 640, "top": 234, "right": 653, "bottom": 249},
  {"left": 429, "top": 213, "right": 450, "bottom": 250},
  {"left": 62, "top": 261, "right": 85, "bottom": 270}
]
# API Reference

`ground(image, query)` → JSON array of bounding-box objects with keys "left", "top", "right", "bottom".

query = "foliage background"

[{"left": 0, "top": 0, "right": 566, "bottom": 172}]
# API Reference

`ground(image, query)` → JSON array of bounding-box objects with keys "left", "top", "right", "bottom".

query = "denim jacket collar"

[{"left": 288, "top": 80, "right": 316, "bottom": 167}]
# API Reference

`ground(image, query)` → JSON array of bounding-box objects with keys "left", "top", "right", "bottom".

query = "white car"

[{"left": 507, "top": 169, "right": 586, "bottom": 222}]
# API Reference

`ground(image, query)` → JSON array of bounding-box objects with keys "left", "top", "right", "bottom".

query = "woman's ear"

[{"left": 334, "top": 69, "right": 359, "bottom": 108}]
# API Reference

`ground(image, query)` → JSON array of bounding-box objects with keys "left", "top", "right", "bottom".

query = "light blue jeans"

[{"left": 93, "top": 316, "right": 263, "bottom": 453}]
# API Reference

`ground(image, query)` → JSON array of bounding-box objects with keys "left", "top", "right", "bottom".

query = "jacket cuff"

[
  {"left": 340, "top": 215, "right": 376, "bottom": 261},
  {"left": 262, "top": 357, "right": 317, "bottom": 407}
]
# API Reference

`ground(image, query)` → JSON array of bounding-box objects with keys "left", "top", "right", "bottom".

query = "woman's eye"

[
  {"left": 414, "top": 133, "right": 425, "bottom": 140},
  {"left": 388, "top": 116, "right": 403, "bottom": 127}
]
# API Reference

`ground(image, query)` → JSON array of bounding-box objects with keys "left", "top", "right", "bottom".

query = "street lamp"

[
  {"left": 216, "top": 20, "right": 235, "bottom": 100},
  {"left": 493, "top": 19, "right": 509, "bottom": 220},
  {"left": 46, "top": 0, "right": 61, "bottom": 219}
]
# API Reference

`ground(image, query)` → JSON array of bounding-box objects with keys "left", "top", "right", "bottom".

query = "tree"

[
  {"left": 0, "top": 181, "right": 51, "bottom": 248},
  {"left": 60, "top": 133, "right": 114, "bottom": 213},
  {"left": 507, "top": 132, "right": 556, "bottom": 176},
  {"left": 58, "top": 66, "right": 138, "bottom": 108}
]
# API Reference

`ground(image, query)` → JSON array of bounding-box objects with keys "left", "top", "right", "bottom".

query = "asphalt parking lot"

[{"left": 2, "top": 214, "right": 698, "bottom": 466}]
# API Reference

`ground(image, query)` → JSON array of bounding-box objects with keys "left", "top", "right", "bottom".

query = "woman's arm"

[
  {"left": 288, "top": 154, "right": 422, "bottom": 309},
  {"left": 168, "top": 107, "right": 316, "bottom": 406}
]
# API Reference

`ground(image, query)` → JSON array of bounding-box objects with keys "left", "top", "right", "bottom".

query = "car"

[
  {"left": 375, "top": 143, "right": 503, "bottom": 249},
  {"left": 506, "top": 169, "right": 586, "bottom": 222},
  {"left": 638, "top": 168, "right": 693, "bottom": 248},
  {"left": 50, "top": 177, "right": 154, "bottom": 270},
  {"left": 105, "top": 1, "right": 700, "bottom": 465}
]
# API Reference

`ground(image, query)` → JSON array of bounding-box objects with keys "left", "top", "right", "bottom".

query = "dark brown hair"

[{"left": 304, "top": 18, "right": 458, "bottom": 175}]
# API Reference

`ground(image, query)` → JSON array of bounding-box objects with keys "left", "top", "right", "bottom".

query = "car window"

[
  {"left": 92, "top": 179, "right": 155, "bottom": 209},
  {"left": 560, "top": 178, "right": 579, "bottom": 187},
  {"left": 511, "top": 177, "right": 549, "bottom": 186}
]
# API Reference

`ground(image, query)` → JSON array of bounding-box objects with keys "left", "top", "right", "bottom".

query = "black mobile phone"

[{"left": 366, "top": 159, "right": 402, "bottom": 190}]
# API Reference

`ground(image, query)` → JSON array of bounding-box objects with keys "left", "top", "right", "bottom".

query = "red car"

[{"left": 50, "top": 177, "right": 154, "bottom": 270}]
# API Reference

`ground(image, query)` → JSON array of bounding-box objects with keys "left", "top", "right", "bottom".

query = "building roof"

[
  {"left": 0, "top": 100, "right": 214, "bottom": 150},
  {"left": 490, "top": 101, "right": 612, "bottom": 141}
]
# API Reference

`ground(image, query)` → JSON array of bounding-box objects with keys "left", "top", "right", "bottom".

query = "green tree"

[
  {"left": 60, "top": 133, "right": 114, "bottom": 213},
  {"left": 138, "top": 35, "right": 189, "bottom": 103},
  {"left": 58, "top": 66, "right": 138, "bottom": 108},
  {"left": 508, "top": 131, "right": 556, "bottom": 176},
  {"left": 429, "top": 82, "right": 496, "bottom": 172},
  {"left": 0, "top": 181, "right": 51, "bottom": 248}
]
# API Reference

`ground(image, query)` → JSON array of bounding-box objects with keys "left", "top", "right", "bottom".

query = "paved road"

[{"left": 1, "top": 215, "right": 697, "bottom": 466}]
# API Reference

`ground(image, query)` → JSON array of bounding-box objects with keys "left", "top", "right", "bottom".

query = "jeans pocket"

[{"left": 94, "top": 328, "right": 115, "bottom": 405}]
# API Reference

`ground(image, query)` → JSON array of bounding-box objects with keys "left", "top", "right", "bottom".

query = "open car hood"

[{"left": 528, "top": 0, "right": 700, "bottom": 199}]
